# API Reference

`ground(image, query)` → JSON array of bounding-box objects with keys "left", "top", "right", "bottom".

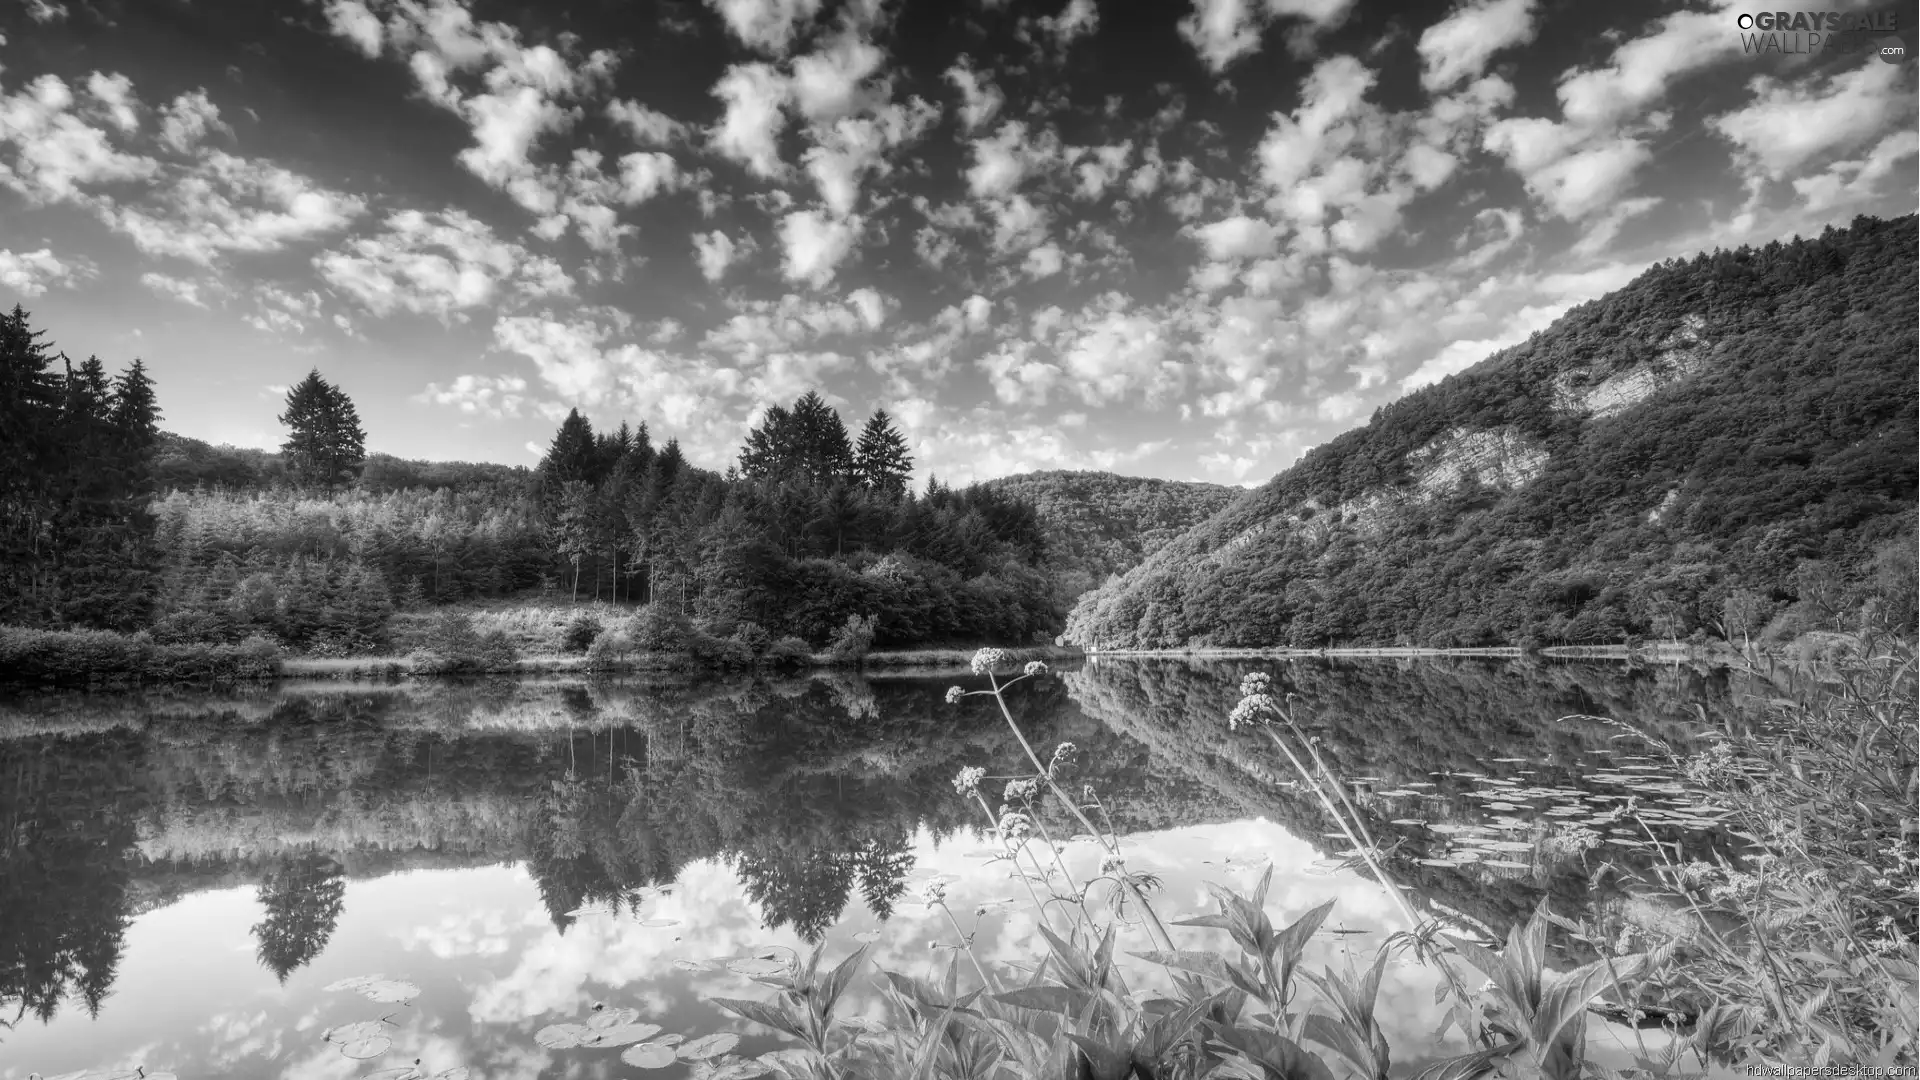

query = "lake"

[{"left": 0, "top": 656, "right": 1762, "bottom": 1079}]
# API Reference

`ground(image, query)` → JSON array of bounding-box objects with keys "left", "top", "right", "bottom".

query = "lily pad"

[
  {"left": 674, "top": 958, "right": 717, "bottom": 972},
  {"left": 726, "top": 958, "right": 787, "bottom": 977},
  {"left": 706, "top": 1061, "right": 773, "bottom": 1079},
  {"left": 639, "top": 918, "right": 679, "bottom": 928},
  {"left": 324, "top": 1020, "right": 390, "bottom": 1044},
  {"left": 587, "top": 1006, "right": 642, "bottom": 1030},
  {"left": 680, "top": 1033, "right": 741, "bottom": 1060},
  {"left": 325, "top": 975, "right": 421, "bottom": 1004},
  {"left": 851, "top": 929, "right": 883, "bottom": 943},
  {"left": 341, "top": 1036, "right": 394, "bottom": 1060},
  {"left": 535, "top": 1022, "right": 592, "bottom": 1049},
  {"left": 622, "top": 1042, "right": 680, "bottom": 1068},
  {"left": 582, "top": 1022, "right": 663, "bottom": 1047}
]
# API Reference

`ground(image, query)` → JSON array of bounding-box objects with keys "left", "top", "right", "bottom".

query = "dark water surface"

[{"left": 0, "top": 657, "right": 1763, "bottom": 1078}]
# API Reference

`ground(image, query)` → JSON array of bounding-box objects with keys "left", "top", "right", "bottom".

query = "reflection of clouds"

[
  {"left": 202, "top": 1009, "right": 283, "bottom": 1068},
  {"left": 402, "top": 908, "right": 516, "bottom": 959}
]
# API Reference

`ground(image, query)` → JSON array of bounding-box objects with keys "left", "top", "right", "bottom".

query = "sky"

[{"left": 1, "top": 0, "right": 1915, "bottom": 486}]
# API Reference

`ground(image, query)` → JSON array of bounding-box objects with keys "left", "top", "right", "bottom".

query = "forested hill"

[
  {"left": 979, "top": 471, "right": 1242, "bottom": 607},
  {"left": 1063, "top": 214, "right": 1919, "bottom": 651}
]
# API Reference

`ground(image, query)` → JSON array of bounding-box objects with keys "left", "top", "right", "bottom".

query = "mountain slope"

[
  {"left": 1064, "top": 214, "right": 1918, "bottom": 650},
  {"left": 980, "top": 470, "right": 1243, "bottom": 609}
]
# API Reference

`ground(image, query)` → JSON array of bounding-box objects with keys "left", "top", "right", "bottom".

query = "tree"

[
  {"left": 278, "top": 370, "right": 366, "bottom": 492},
  {"left": 252, "top": 854, "right": 347, "bottom": 983},
  {"left": 853, "top": 408, "right": 912, "bottom": 496}
]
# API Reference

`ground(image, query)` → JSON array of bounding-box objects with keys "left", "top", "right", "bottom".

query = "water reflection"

[{"left": 0, "top": 658, "right": 1766, "bottom": 1077}]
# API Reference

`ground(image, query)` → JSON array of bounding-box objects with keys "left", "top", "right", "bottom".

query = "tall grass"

[{"left": 655, "top": 644, "right": 1916, "bottom": 1080}]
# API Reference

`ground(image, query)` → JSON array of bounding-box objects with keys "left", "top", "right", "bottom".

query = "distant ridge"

[
  {"left": 979, "top": 470, "right": 1241, "bottom": 610},
  {"left": 1063, "top": 214, "right": 1918, "bottom": 650}
]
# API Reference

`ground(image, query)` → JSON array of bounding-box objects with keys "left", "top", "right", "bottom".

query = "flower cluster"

[
  {"left": 951, "top": 766, "right": 985, "bottom": 796},
  {"left": 1240, "top": 671, "right": 1272, "bottom": 698},
  {"left": 921, "top": 878, "right": 948, "bottom": 906},
  {"left": 1046, "top": 741, "right": 1076, "bottom": 777},
  {"left": 1023, "top": 660, "right": 1048, "bottom": 677},
  {"left": 997, "top": 808, "right": 1032, "bottom": 843},
  {"left": 944, "top": 686, "right": 965, "bottom": 705},
  {"left": 1682, "top": 741, "right": 1739, "bottom": 786},
  {"left": 1003, "top": 777, "right": 1040, "bottom": 803},
  {"left": 1543, "top": 824, "right": 1603, "bottom": 857},
  {"left": 970, "top": 647, "right": 1007, "bottom": 675},
  {"left": 1228, "top": 695, "right": 1275, "bottom": 730}
]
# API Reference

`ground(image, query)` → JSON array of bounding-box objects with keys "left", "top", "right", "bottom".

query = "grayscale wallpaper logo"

[{"left": 1733, "top": 6, "right": 1917, "bottom": 63}]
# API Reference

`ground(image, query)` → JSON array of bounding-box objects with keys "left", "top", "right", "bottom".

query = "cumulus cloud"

[
  {"left": 1192, "top": 215, "right": 1280, "bottom": 261},
  {"left": 693, "top": 229, "right": 748, "bottom": 283},
  {"left": 141, "top": 271, "right": 216, "bottom": 307},
  {"left": 1178, "top": 0, "right": 1355, "bottom": 73},
  {"left": 1712, "top": 59, "right": 1916, "bottom": 180},
  {"left": 159, "top": 90, "right": 232, "bottom": 155},
  {"left": 415, "top": 373, "right": 534, "bottom": 418},
  {"left": 1418, "top": 0, "right": 1537, "bottom": 92},
  {"left": 777, "top": 209, "right": 861, "bottom": 288},
  {"left": 607, "top": 99, "right": 687, "bottom": 146},
  {"left": 705, "top": 0, "right": 825, "bottom": 55},
  {"left": 0, "top": 74, "right": 160, "bottom": 202},
  {"left": 108, "top": 150, "right": 366, "bottom": 263},
  {"left": 945, "top": 58, "right": 1003, "bottom": 134},
  {"left": 708, "top": 63, "right": 793, "bottom": 178},
  {"left": 0, "top": 247, "right": 92, "bottom": 296},
  {"left": 315, "top": 208, "right": 573, "bottom": 322}
]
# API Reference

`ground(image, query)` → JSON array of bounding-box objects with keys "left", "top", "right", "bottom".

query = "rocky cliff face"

[{"left": 1553, "top": 313, "right": 1712, "bottom": 418}]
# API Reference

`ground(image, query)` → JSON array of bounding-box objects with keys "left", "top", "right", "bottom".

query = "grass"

[{"left": 643, "top": 642, "right": 1918, "bottom": 1080}]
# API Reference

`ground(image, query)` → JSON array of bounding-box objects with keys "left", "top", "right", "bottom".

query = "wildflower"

[
  {"left": 1545, "top": 824, "right": 1603, "bottom": 857},
  {"left": 1708, "top": 870, "right": 1760, "bottom": 901},
  {"left": 1003, "top": 778, "right": 1040, "bottom": 803},
  {"left": 1240, "top": 672, "right": 1272, "bottom": 698},
  {"left": 1024, "top": 660, "right": 1048, "bottom": 677},
  {"left": 970, "top": 647, "right": 1007, "bottom": 675},
  {"left": 944, "top": 686, "right": 965, "bottom": 705},
  {"left": 1047, "top": 742, "right": 1076, "bottom": 776},
  {"left": 1683, "top": 741, "right": 1738, "bottom": 786},
  {"left": 951, "top": 766, "right": 985, "bottom": 796},
  {"left": 998, "top": 809, "right": 1032, "bottom": 843},
  {"left": 922, "top": 879, "right": 948, "bottom": 906},
  {"left": 1228, "top": 694, "right": 1275, "bottom": 730},
  {"left": 1100, "top": 853, "right": 1124, "bottom": 875}
]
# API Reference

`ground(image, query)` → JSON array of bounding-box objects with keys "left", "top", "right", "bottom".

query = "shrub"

[
  {"left": 729, "top": 620, "right": 772, "bottom": 658},
  {"left": 408, "top": 612, "right": 519, "bottom": 674},
  {"left": 826, "top": 613, "right": 877, "bottom": 665},
  {"left": 690, "top": 628, "right": 754, "bottom": 670},
  {"left": 631, "top": 604, "right": 693, "bottom": 653},
  {"left": 584, "top": 630, "right": 634, "bottom": 670},
  {"left": 0, "top": 625, "right": 282, "bottom": 685},
  {"left": 562, "top": 613, "right": 604, "bottom": 654},
  {"left": 765, "top": 635, "right": 814, "bottom": 668}
]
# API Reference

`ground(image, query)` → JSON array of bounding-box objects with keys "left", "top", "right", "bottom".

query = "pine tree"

[
  {"left": 791, "top": 391, "right": 853, "bottom": 487},
  {"left": 278, "top": 370, "right": 366, "bottom": 492},
  {"left": 738, "top": 404, "right": 795, "bottom": 480},
  {"left": 0, "top": 306, "right": 64, "bottom": 621},
  {"left": 853, "top": 408, "right": 912, "bottom": 497}
]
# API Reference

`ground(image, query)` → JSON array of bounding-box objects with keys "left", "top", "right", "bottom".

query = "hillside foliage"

[
  {"left": 979, "top": 470, "right": 1243, "bottom": 608},
  {"left": 1065, "top": 214, "right": 1919, "bottom": 650}
]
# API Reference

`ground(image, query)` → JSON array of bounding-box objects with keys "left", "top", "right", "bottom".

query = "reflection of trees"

[
  {"left": 0, "top": 732, "right": 140, "bottom": 1032},
  {"left": 252, "top": 854, "right": 346, "bottom": 982},
  {"left": 0, "top": 659, "right": 1758, "bottom": 1025}
]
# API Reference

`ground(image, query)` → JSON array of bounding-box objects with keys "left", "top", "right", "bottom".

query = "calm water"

[{"left": 0, "top": 657, "right": 1762, "bottom": 1078}]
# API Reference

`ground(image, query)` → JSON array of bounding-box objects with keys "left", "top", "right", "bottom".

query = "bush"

[
  {"left": 562, "top": 613, "right": 604, "bottom": 654},
  {"left": 0, "top": 625, "right": 282, "bottom": 685},
  {"left": 408, "top": 612, "right": 519, "bottom": 674},
  {"left": 729, "top": 620, "right": 772, "bottom": 658},
  {"left": 632, "top": 604, "right": 693, "bottom": 653},
  {"left": 584, "top": 630, "right": 634, "bottom": 670},
  {"left": 826, "top": 613, "right": 877, "bottom": 665},
  {"left": 690, "top": 627, "right": 754, "bottom": 670},
  {"left": 765, "top": 635, "right": 814, "bottom": 668}
]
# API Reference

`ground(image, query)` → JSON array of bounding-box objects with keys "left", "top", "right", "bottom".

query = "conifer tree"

[
  {"left": 854, "top": 408, "right": 912, "bottom": 496},
  {"left": 277, "top": 370, "right": 366, "bottom": 492}
]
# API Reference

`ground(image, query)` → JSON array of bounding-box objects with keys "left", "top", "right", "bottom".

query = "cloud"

[
  {"left": 25, "top": 0, "right": 68, "bottom": 22},
  {"left": 1418, "top": 0, "right": 1537, "bottom": 92},
  {"left": 708, "top": 63, "right": 793, "bottom": 179},
  {"left": 1178, "top": 0, "right": 1355, "bottom": 73},
  {"left": 777, "top": 209, "right": 862, "bottom": 288},
  {"left": 944, "top": 58, "right": 1003, "bottom": 134},
  {"left": 694, "top": 229, "right": 749, "bottom": 283},
  {"left": 607, "top": 99, "right": 687, "bottom": 146},
  {"left": 315, "top": 208, "right": 573, "bottom": 322},
  {"left": 790, "top": 31, "right": 887, "bottom": 123},
  {"left": 1712, "top": 59, "right": 1916, "bottom": 180},
  {"left": 1791, "top": 129, "right": 1920, "bottom": 213},
  {"left": 705, "top": 0, "right": 825, "bottom": 55},
  {"left": 159, "top": 90, "right": 232, "bottom": 155},
  {"left": 322, "top": 0, "right": 384, "bottom": 58},
  {"left": 141, "top": 271, "right": 216, "bottom": 307},
  {"left": 415, "top": 373, "right": 534, "bottom": 418},
  {"left": 1191, "top": 215, "right": 1280, "bottom": 261},
  {"left": 966, "top": 121, "right": 1059, "bottom": 199},
  {"left": 107, "top": 150, "right": 366, "bottom": 263},
  {"left": 0, "top": 74, "right": 161, "bottom": 202},
  {"left": 0, "top": 247, "right": 92, "bottom": 296}
]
